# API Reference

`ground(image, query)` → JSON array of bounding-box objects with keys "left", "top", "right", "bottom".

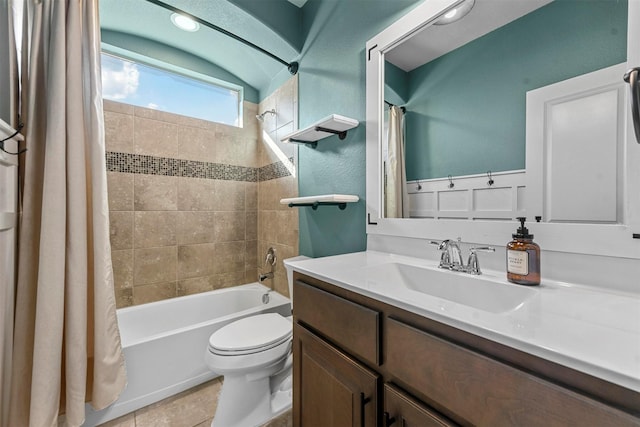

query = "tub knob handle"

[{"left": 265, "top": 247, "right": 277, "bottom": 267}]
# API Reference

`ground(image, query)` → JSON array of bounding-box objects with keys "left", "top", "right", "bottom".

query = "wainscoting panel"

[{"left": 407, "top": 170, "right": 525, "bottom": 220}]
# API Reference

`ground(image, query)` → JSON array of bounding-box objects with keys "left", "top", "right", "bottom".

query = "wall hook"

[
  {"left": 416, "top": 180, "right": 422, "bottom": 191},
  {"left": 448, "top": 175, "right": 454, "bottom": 189},
  {"left": 487, "top": 171, "right": 494, "bottom": 186}
]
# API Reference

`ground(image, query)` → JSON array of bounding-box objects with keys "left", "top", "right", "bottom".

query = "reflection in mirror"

[{"left": 382, "top": 0, "right": 628, "bottom": 219}]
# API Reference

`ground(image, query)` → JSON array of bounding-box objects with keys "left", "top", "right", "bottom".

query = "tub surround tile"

[
  {"left": 133, "top": 282, "right": 177, "bottom": 305},
  {"left": 105, "top": 111, "right": 134, "bottom": 153},
  {"left": 133, "top": 247, "right": 177, "bottom": 286},
  {"left": 178, "top": 244, "right": 216, "bottom": 279},
  {"left": 176, "top": 211, "right": 215, "bottom": 245},
  {"left": 178, "top": 177, "right": 218, "bottom": 211},
  {"left": 276, "top": 210, "right": 298, "bottom": 246},
  {"left": 134, "top": 211, "right": 177, "bottom": 248},
  {"left": 213, "top": 271, "right": 248, "bottom": 290},
  {"left": 213, "top": 180, "right": 245, "bottom": 211},
  {"left": 134, "top": 175, "right": 178, "bottom": 211},
  {"left": 246, "top": 212, "right": 258, "bottom": 241},
  {"left": 112, "top": 249, "right": 134, "bottom": 289},
  {"left": 177, "top": 125, "right": 217, "bottom": 163},
  {"left": 114, "top": 288, "right": 133, "bottom": 309},
  {"left": 246, "top": 239, "right": 258, "bottom": 269},
  {"left": 107, "top": 172, "right": 134, "bottom": 211},
  {"left": 213, "top": 211, "right": 245, "bottom": 242},
  {"left": 109, "top": 211, "right": 134, "bottom": 250},
  {"left": 177, "top": 276, "right": 215, "bottom": 296},
  {"left": 106, "top": 80, "right": 298, "bottom": 308},
  {"left": 134, "top": 116, "right": 178, "bottom": 158},
  {"left": 104, "top": 99, "right": 134, "bottom": 115},
  {"left": 212, "top": 241, "right": 245, "bottom": 274},
  {"left": 246, "top": 182, "right": 258, "bottom": 211}
]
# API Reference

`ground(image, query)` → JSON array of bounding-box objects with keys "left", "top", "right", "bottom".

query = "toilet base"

[{"left": 211, "top": 360, "right": 292, "bottom": 427}]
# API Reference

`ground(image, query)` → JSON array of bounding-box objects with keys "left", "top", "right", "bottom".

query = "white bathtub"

[{"left": 83, "top": 283, "right": 291, "bottom": 426}]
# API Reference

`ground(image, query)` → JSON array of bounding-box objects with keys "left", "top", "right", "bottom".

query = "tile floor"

[{"left": 94, "top": 379, "right": 292, "bottom": 427}]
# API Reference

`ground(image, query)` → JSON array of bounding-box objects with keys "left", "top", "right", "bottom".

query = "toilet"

[{"left": 205, "top": 256, "right": 309, "bottom": 427}]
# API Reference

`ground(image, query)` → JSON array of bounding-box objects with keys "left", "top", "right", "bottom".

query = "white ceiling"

[{"left": 386, "top": 0, "right": 553, "bottom": 72}]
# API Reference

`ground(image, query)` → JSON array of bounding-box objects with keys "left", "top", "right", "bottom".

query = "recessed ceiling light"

[
  {"left": 170, "top": 13, "right": 200, "bottom": 32},
  {"left": 434, "top": 0, "right": 475, "bottom": 25}
]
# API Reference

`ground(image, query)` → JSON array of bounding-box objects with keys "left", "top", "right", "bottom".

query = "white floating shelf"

[
  {"left": 281, "top": 114, "right": 359, "bottom": 148},
  {"left": 281, "top": 194, "right": 359, "bottom": 210}
]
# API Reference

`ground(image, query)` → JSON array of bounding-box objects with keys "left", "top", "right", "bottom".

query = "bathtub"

[{"left": 83, "top": 283, "right": 291, "bottom": 426}]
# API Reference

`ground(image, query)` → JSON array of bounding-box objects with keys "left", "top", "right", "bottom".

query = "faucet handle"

[
  {"left": 466, "top": 246, "right": 495, "bottom": 275},
  {"left": 470, "top": 246, "right": 495, "bottom": 253}
]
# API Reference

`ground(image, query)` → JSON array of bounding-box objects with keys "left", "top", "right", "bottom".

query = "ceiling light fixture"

[
  {"left": 434, "top": 0, "right": 475, "bottom": 25},
  {"left": 170, "top": 13, "right": 200, "bottom": 32}
]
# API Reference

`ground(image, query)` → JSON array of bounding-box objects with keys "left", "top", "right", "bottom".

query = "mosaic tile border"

[{"left": 106, "top": 151, "right": 291, "bottom": 182}]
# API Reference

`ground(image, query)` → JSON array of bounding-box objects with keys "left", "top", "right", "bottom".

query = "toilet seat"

[{"left": 208, "top": 313, "right": 292, "bottom": 356}]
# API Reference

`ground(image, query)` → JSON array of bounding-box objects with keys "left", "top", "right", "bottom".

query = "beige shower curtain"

[
  {"left": 8, "top": 1, "right": 126, "bottom": 426},
  {"left": 385, "top": 105, "right": 410, "bottom": 218}
]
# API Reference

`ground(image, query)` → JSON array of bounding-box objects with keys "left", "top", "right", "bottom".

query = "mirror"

[
  {"left": 379, "top": 0, "right": 628, "bottom": 219},
  {"left": 366, "top": 0, "right": 640, "bottom": 258}
]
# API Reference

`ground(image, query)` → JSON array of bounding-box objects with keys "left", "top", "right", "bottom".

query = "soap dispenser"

[{"left": 506, "top": 217, "right": 540, "bottom": 286}]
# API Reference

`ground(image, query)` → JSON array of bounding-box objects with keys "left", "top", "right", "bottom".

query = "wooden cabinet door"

[
  {"left": 293, "top": 323, "right": 378, "bottom": 427},
  {"left": 383, "top": 384, "right": 457, "bottom": 427}
]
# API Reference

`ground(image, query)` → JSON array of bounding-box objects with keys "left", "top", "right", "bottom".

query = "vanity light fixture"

[
  {"left": 170, "top": 13, "right": 200, "bottom": 32},
  {"left": 434, "top": 0, "right": 475, "bottom": 25}
]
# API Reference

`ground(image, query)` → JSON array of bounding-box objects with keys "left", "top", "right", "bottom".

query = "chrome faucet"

[
  {"left": 431, "top": 239, "right": 494, "bottom": 275},
  {"left": 431, "top": 238, "right": 464, "bottom": 271},
  {"left": 259, "top": 247, "right": 277, "bottom": 302}
]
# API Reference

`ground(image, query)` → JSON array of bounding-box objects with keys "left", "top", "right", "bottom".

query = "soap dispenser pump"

[{"left": 506, "top": 217, "right": 540, "bottom": 286}]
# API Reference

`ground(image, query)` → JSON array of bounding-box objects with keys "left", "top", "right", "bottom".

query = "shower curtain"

[
  {"left": 8, "top": 1, "right": 126, "bottom": 426},
  {"left": 385, "top": 105, "right": 410, "bottom": 218},
  {"left": 0, "top": 3, "right": 20, "bottom": 426}
]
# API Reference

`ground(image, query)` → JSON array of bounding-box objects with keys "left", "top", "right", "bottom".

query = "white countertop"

[{"left": 289, "top": 250, "right": 640, "bottom": 392}]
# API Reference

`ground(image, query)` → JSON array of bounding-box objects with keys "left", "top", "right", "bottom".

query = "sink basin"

[{"left": 360, "top": 263, "right": 536, "bottom": 313}]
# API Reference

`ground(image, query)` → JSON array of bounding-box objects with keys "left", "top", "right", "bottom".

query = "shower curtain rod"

[
  {"left": 142, "top": 0, "right": 299, "bottom": 75},
  {"left": 385, "top": 100, "right": 406, "bottom": 113}
]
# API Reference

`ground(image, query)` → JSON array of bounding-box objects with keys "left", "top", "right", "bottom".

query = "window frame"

[{"left": 101, "top": 44, "right": 244, "bottom": 127}]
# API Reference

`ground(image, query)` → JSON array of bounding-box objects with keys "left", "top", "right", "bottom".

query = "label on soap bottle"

[{"left": 507, "top": 250, "right": 529, "bottom": 275}]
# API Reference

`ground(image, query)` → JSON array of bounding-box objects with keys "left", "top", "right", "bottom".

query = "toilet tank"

[{"left": 283, "top": 256, "right": 310, "bottom": 309}]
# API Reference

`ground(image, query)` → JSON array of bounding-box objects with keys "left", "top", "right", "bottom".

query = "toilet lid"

[{"left": 208, "top": 313, "right": 292, "bottom": 353}]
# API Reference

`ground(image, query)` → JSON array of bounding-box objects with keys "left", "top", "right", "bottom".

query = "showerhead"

[{"left": 256, "top": 109, "right": 276, "bottom": 123}]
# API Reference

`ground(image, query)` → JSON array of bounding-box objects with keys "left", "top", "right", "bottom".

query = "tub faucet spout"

[{"left": 259, "top": 272, "right": 274, "bottom": 282}]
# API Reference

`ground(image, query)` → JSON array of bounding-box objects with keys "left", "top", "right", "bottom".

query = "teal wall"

[
  {"left": 102, "top": 30, "right": 260, "bottom": 103},
  {"left": 296, "top": 0, "right": 421, "bottom": 258},
  {"left": 385, "top": 61, "right": 410, "bottom": 106},
  {"left": 404, "top": 0, "right": 628, "bottom": 181}
]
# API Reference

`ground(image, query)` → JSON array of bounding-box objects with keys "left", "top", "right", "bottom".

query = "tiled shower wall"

[
  {"left": 105, "top": 75, "right": 298, "bottom": 307},
  {"left": 257, "top": 76, "right": 299, "bottom": 298}
]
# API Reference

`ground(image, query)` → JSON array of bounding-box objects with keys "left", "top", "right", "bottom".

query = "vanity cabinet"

[
  {"left": 292, "top": 272, "right": 640, "bottom": 427},
  {"left": 294, "top": 323, "right": 378, "bottom": 427}
]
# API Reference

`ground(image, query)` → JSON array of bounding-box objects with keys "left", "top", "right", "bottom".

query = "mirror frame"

[{"left": 365, "top": 0, "right": 640, "bottom": 259}]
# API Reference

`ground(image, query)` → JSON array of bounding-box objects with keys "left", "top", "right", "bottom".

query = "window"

[{"left": 101, "top": 52, "right": 242, "bottom": 126}]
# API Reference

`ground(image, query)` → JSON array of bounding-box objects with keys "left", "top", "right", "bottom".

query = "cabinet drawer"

[
  {"left": 294, "top": 280, "right": 380, "bottom": 365},
  {"left": 385, "top": 318, "right": 640, "bottom": 427},
  {"left": 384, "top": 383, "right": 456, "bottom": 427}
]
